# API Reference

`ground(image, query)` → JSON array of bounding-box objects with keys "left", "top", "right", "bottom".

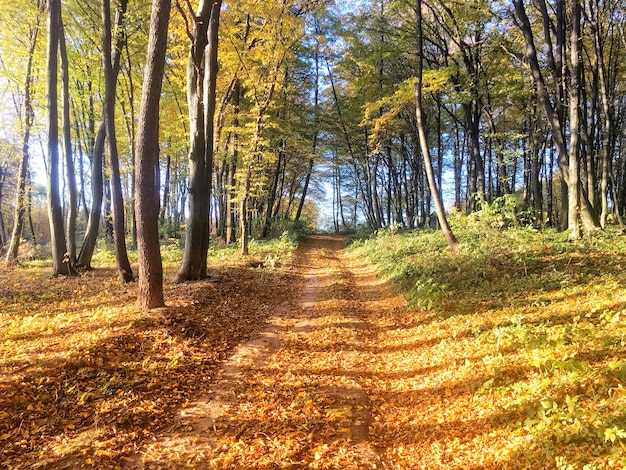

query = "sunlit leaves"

[
  {"left": 0, "top": 242, "right": 299, "bottom": 468},
  {"left": 350, "top": 223, "right": 626, "bottom": 467}
]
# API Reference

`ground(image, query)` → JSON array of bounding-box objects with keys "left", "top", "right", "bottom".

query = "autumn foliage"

[{"left": 3, "top": 225, "right": 626, "bottom": 468}]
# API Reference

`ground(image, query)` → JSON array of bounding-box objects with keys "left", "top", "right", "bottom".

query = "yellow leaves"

[
  {"left": 325, "top": 406, "right": 353, "bottom": 420},
  {"left": 361, "top": 68, "right": 455, "bottom": 146}
]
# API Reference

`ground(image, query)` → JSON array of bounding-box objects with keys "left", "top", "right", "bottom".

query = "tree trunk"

[
  {"left": 586, "top": 0, "right": 612, "bottom": 228},
  {"left": 261, "top": 147, "right": 283, "bottom": 237},
  {"left": 567, "top": 0, "right": 581, "bottom": 240},
  {"left": 0, "top": 166, "right": 6, "bottom": 247},
  {"left": 102, "top": 0, "right": 134, "bottom": 282},
  {"left": 416, "top": 0, "right": 459, "bottom": 255},
  {"left": 175, "top": 0, "right": 222, "bottom": 282},
  {"left": 6, "top": 14, "right": 40, "bottom": 264},
  {"left": 46, "top": 0, "right": 77, "bottom": 277},
  {"left": 59, "top": 12, "right": 78, "bottom": 267},
  {"left": 295, "top": 158, "right": 313, "bottom": 222},
  {"left": 225, "top": 79, "right": 240, "bottom": 245},
  {"left": 135, "top": 0, "right": 171, "bottom": 310},
  {"left": 77, "top": 124, "right": 105, "bottom": 269},
  {"left": 160, "top": 153, "right": 171, "bottom": 225},
  {"left": 513, "top": 0, "right": 599, "bottom": 239}
]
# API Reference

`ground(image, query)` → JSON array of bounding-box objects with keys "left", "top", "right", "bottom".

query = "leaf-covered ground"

[
  {"left": 3, "top": 230, "right": 626, "bottom": 468},
  {"left": 0, "top": 243, "right": 301, "bottom": 469}
]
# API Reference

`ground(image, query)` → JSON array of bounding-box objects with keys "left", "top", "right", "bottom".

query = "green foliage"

[{"left": 349, "top": 217, "right": 626, "bottom": 466}]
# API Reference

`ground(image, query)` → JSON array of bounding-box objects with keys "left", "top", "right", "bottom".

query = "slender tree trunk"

[
  {"left": 225, "top": 79, "right": 240, "bottom": 245},
  {"left": 122, "top": 41, "right": 138, "bottom": 249},
  {"left": 136, "top": 0, "right": 171, "bottom": 310},
  {"left": 295, "top": 43, "right": 320, "bottom": 223},
  {"left": 46, "top": 0, "right": 77, "bottom": 277},
  {"left": 160, "top": 153, "right": 171, "bottom": 225},
  {"left": 586, "top": 0, "right": 612, "bottom": 228},
  {"left": 102, "top": 0, "right": 133, "bottom": 282},
  {"left": 73, "top": 108, "right": 89, "bottom": 221},
  {"left": 0, "top": 167, "right": 6, "bottom": 247},
  {"left": 77, "top": 124, "right": 105, "bottom": 269},
  {"left": 295, "top": 158, "right": 313, "bottom": 222},
  {"left": 261, "top": 147, "right": 283, "bottom": 237},
  {"left": 240, "top": 166, "right": 252, "bottom": 256},
  {"left": 567, "top": 0, "right": 581, "bottom": 240},
  {"left": 6, "top": 15, "right": 40, "bottom": 264},
  {"left": 59, "top": 13, "right": 77, "bottom": 267},
  {"left": 513, "top": 0, "right": 598, "bottom": 239},
  {"left": 416, "top": 0, "right": 459, "bottom": 254}
]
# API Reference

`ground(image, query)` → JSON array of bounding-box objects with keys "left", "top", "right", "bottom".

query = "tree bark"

[
  {"left": 586, "top": 0, "right": 612, "bottom": 228},
  {"left": 46, "top": 0, "right": 77, "bottom": 277},
  {"left": 175, "top": 0, "right": 222, "bottom": 282},
  {"left": 6, "top": 13, "right": 41, "bottom": 264},
  {"left": 59, "top": 12, "right": 78, "bottom": 267},
  {"left": 416, "top": 0, "right": 459, "bottom": 255},
  {"left": 102, "top": 0, "right": 134, "bottom": 282},
  {"left": 77, "top": 124, "right": 105, "bottom": 269},
  {"left": 135, "top": 0, "right": 171, "bottom": 310},
  {"left": 513, "top": 0, "right": 599, "bottom": 239},
  {"left": 160, "top": 153, "right": 171, "bottom": 225},
  {"left": 568, "top": 0, "right": 581, "bottom": 240}
]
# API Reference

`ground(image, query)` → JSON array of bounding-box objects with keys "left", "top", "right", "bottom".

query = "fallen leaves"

[
  {"left": 5, "top": 232, "right": 626, "bottom": 469},
  {"left": 0, "top": 257, "right": 301, "bottom": 469}
]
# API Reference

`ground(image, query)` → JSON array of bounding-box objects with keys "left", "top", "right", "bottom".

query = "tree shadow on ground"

[{"left": 0, "top": 264, "right": 301, "bottom": 469}]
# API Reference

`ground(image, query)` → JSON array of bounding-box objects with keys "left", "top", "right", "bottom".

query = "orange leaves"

[{"left": 0, "top": 259, "right": 301, "bottom": 469}]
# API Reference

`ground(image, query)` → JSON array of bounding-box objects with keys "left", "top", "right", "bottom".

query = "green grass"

[{"left": 349, "top": 216, "right": 626, "bottom": 468}]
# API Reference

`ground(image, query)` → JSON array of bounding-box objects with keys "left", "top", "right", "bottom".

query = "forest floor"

[
  {"left": 2, "top": 234, "right": 622, "bottom": 468},
  {"left": 131, "top": 235, "right": 535, "bottom": 469}
]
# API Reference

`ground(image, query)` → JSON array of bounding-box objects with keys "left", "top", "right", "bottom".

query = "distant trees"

[
  {"left": 4, "top": 0, "right": 43, "bottom": 264},
  {"left": 325, "top": 0, "right": 626, "bottom": 240}
]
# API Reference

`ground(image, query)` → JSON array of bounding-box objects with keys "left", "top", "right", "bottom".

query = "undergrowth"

[{"left": 349, "top": 214, "right": 626, "bottom": 468}]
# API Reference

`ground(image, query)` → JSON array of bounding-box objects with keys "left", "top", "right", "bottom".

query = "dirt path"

[
  {"left": 134, "top": 235, "right": 397, "bottom": 468},
  {"left": 134, "top": 235, "right": 516, "bottom": 469}
]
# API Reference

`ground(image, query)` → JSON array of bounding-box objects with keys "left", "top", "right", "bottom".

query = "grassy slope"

[{"left": 349, "top": 217, "right": 626, "bottom": 468}]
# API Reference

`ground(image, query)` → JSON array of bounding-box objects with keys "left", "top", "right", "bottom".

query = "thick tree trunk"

[
  {"left": 175, "top": 0, "right": 221, "bottom": 282},
  {"left": 135, "top": 0, "right": 171, "bottom": 310}
]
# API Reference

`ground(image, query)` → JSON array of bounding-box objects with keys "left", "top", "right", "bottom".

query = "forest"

[{"left": 1, "top": 0, "right": 626, "bottom": 468}]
